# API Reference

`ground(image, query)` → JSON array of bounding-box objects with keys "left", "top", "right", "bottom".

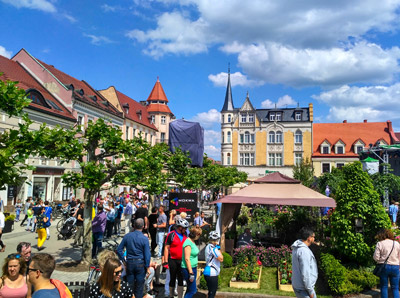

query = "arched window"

[
  {"left": 227, "top": 114, "right": 231, "bottom": 122},
  {"left": 227, "top": 153, "right": 231, "bottom": 165},
  {"left": 227, "top": 131, "right": 231, "bottom": 143},
  {"left": 276, "top": 131, "right": 283, "bottom": 143},
  {"left": 244, "top": 131, "right": 250, "bottom": 143},
  {"left": 222, "top": 132, "right": 225, "bottom": 143},
  {"left": 27, "top": 90, "right": 48, "bottom": 107},
  {"left": 295, "top": 130, "right": 303, "bottom": 144},
  {"left": 269, "top": 131, "right": 275, "bottom": 143}
]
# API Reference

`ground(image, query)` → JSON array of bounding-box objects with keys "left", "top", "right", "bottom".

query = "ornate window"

[
  {"left": 227, "top": 153, "right": 231, "bottom": 165},
  {"left": 227, "top": 114, "right": 231, "bottom": 122},
  {"left": 269, "top": 153, "right": 275, "bottom": 166},
  {"left": 227, "top": 131, "right": 231, "bottom": 143},
  {"left": 269, "top": 131, "right": 275, "bottom": 143},
  {"left": 276, "top": 153, "right": 283, "bottom": 166},
  {"left": 244, "top": 131, "right": 250, "bottom": 143},
  {"left": 248, "top": 114, "right": 254, "bottom": 123},
  {"left": 295, "top": 130, "right": 302, "bottom": 144},
  {"left": 241, "top": 114, "right": 247, "bottom": 123},
  {"left": 276, "top": 131, "right": 283, "bottom": 143},
  {"left": 295, "top": 153, "right": 302, "bottom": 165},
  {"left": 240, "top": 153, "right": 254, "bottom": 166}
]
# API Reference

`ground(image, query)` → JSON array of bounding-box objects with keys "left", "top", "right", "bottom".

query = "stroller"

[{"left": 57, "top": 216, "right": 77, "bottom": 240}]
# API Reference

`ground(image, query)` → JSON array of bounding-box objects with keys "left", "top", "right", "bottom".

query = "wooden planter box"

[
  {"left": 277, "top": 268, "right": 294, "bottom": 292},
  {"left": 230, "top": 266, "right": 262, "bottom": 289}
]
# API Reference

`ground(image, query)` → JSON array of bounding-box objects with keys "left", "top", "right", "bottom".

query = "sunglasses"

[
  {"left": 114, "top": 270, "right": 123, "bottom": 276},
  {"left": 7, "top": 254, "right": 21, "bottom": 259},
  {"left": 27, "top": 267, "right": 43, "bottom": 273}
]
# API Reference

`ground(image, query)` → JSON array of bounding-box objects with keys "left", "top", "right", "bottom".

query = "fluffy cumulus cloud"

[
  {"left": 313, "top": 83, "right": 400, "bottom": 122},
  {"left": 0, "top": 46, "right": 12, "bottom": 58},
  {"left": 208, "top": 71, "right": 263, "bottom": 87},
  {"left": 225, "top": 41, "right": 400, "bottom": 87},
  {"left": 261, "top": 95, "right": 297, "bottom": 109},
  {"left": 203, "top": 130, "right": 220, "bottom": 146},
  {"left": 1, "top": 0, "right": 56, "bottom": 13},
  {"left": 191, "top": 109, "right": 220, "bottom": 129},
  {"left": 204, "top": 145, "right": 220, "bottom": 160},
  {"left": 126, "top": 0, "right": 400, "bottom": 86}
]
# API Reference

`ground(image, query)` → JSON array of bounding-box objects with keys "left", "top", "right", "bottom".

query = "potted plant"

[{"left": 3, "top": 214, "right": 15, "bottom": 233}]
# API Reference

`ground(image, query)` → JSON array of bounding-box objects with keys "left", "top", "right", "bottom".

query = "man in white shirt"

[{"left": 0, "top": 211, "right": 5, "bottom": 252}]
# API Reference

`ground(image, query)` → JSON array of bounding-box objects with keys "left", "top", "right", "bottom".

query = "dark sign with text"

[{"left": 168, "top": 193, "right": 198, "bottom": 223}]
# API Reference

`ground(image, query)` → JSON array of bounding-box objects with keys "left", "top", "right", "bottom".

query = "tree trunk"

[{"left": 82, "top": 191, "right": 94, "bottom": 264}]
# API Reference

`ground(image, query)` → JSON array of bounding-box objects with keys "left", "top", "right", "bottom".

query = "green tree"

[
  {"left": 292, "top": 157, "right": 314, "bottom": 187},
  {"left": 329, "top": 162, "right": 390, "bottom": 265},
  {"left": 370, "top": 170, "right": 400, "bottom": 201},
  {"left": 317, "top": 167, "right": 345, "bottom": 196}
]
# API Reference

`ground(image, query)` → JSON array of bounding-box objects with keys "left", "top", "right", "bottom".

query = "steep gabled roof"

[
  {"left": 313, "top": 121, "right": 395, "bottom": 157},
  {"left": 115, "top": 90, "right": 157, "bottom": 131},
  {"left": 36, "top": 59, "right": 122, "bottom": 118},
  {"left": 0, "top": 55, "right": 76, "bottom": 122},
  {"left": 147, "top": 77, "right": 168, "bottom": 102},
  {"left": 221, "top": 68, "right": 234, "bottom": 112}
]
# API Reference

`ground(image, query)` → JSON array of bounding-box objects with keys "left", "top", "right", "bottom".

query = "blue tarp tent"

[{"left": 168, "top": 119, "right": 204, "bottom": 167}]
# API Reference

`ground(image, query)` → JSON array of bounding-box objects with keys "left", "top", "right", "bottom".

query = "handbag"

[{"left": 373, "top": 240, "right": 395, "bottom": 277}]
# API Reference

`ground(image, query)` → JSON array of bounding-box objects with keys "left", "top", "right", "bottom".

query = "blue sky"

[{"left": 1, "top": 0, "right": 400, "bottom": 160}]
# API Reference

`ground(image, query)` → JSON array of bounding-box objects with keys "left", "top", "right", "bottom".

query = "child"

[
  {"left": 26, "top": 206, "right": 34, "bottom": 231},
  {"left": 15, "top": 199, "right": 22, "bottom": 221}
]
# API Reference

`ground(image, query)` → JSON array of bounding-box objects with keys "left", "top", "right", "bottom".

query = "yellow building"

[{"left": 220, "top": 71, "right": 313, "bottom": 178}]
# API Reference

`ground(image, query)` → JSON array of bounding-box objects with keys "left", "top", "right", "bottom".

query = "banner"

[{"left": 168, "top": 192, "right": 199, "bottom": 223}]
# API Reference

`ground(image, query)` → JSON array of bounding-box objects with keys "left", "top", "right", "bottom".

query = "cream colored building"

[{"left": 220, "top": 71, "right": 313, "bottom": 178}]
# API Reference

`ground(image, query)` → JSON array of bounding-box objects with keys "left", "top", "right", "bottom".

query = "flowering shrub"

[
  {"left": 233, "top": 244, "right": 292, "bottom": 267},
  {"left": 279, "top": 259, "right": 292, "bottom": 284},
  {"left": 232, "top": 256, "right": 260, "bottom": 282}
]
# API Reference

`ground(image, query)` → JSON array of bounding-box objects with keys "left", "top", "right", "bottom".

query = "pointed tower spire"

[{"left": 221, "top": 64, "right": 234, "bottom": 112}]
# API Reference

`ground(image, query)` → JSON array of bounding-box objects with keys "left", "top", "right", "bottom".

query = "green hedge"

[
  {"left": 320, "top": 253, "right": 378, "bottom": 296},
  {"left": 222, "top": 252, "right": 233, "bottom": 268}
]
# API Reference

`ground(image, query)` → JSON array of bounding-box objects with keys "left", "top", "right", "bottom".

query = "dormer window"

[
  {"left": 295, "top": 112, "right": 302, "bottom": 121},
  {"left": 356, "top": 145, "right": 363, "bottom": 154},
  {"left": 270, "top": 113, "right": 275, "bottom": 121},
  {"left": 276, "top": 113, "right": 282, "bottom": 121},
  {"left": 248, "top": 114, "right": 254, "bottom": 123},
  {"left": 322, "top": 146, "right": 329, "bottom": 154},
  {"left": 336, "top": 146, "right": 344, "bottom": 154}
]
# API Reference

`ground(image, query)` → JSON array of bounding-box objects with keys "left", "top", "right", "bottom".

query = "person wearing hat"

[
  {"left": 203, "top": 231, "right": 224, "bottom": 298},
  {"left": 389, "top": 201, "right": 399, "bottom": 226}
]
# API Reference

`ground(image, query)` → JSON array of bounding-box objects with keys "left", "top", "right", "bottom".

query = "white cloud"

[
  {"left": 83, "top": 34, "right": 113, "bottom": 46},
  {"left": 62, "top": 13, "right": 77, "bottom": 23},
  {"left": 230, "top": 41, "right": 400, "bottom": 87},
  {"left": 261, "top": 95, "right": 297, "bottom": 109},
  {"left": 204, "top": 145, "right": 220, "bottom": 160},
  {"left": 313, "top": 83, "right": 400, "bottom": 122},
  {"left": 191, "top": 109, "right": 220, "bottom": 129},
  {"left": 208, "top": 71, "right": 263, "bottom": 87},
  {"left": 1, "top": 0, "right": 56, "bottom": 13},
  {"left": 203, "top": 130, "right": 220, "bottom": 146},
  {"left": 101, "top": 4, "right": 119, "bottom": 12},
  {"left": 0, "top": 46, "right": 12, "bottom": 58},
  {"left": 126, "top": 0, "right": 400, "bottom": 87}
]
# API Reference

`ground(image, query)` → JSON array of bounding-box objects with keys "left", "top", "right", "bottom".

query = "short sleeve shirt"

[
  {"left": 32, "top": 288, "right": 60, "bottom": 298},
  {"left": 89, "top": 281, "right": 133, "bottom": 298},
  {"left": 181, "top": 238, "right": 199, "bottom": 268},
  {"left": 36, "top": 214, "right": 47, "bottom": 229},
  {"left": 157, "top": 213, "right": 167, "bottom": 232},
  {"left": 204, "top": 244, "right": 221, "bottom": 276}
]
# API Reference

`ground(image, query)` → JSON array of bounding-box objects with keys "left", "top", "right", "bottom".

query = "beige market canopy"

[{"left": 211, "top": 172, "right": 336, "bottom": 251}]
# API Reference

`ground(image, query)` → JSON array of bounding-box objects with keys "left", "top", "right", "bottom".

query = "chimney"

[
  {"left": 364, "top": 119, "right": 367, "bottom": 123},
  {"left": 387, "top": 120, "right": 393, "bottom": 131},
  {"left": 343, "top": 120, "right": 347, "bottom": 123}
]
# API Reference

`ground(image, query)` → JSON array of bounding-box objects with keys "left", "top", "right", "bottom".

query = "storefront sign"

[{"left": 33, "top": 168, "right": 64, "bottom": 175}]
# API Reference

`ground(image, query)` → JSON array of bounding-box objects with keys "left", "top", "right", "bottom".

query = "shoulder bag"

[{"left": 373, "top": 240, "right": 395, "bottom": 277}]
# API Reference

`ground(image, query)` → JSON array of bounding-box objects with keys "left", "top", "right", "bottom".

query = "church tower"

[{"left": 220, "top": 67, "right": 235, "bottom": 166}]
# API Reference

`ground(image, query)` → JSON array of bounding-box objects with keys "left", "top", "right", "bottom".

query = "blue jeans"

[
  {"left": 293, "top": 288, "right": 316, "bottom": 298},
  {"left": 92, "top": 232, "right": 103, "bottom": 258},
  {"left": 182, "top": 267, "right": 197, "bottom": 298},
  {"left": 156, "top": 231, "right": 165, "bottom": 257},
  {"left": 380, "top": 264, "right": 400, "bottom": 298},
  {"left": 126, "top": 260, "right": 146, "bottom": 298}
]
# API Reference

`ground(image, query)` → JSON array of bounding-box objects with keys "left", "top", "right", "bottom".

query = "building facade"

[
  {"left": 220, "top": 71, "right": 313, "bottom": 178},
  {"left": 0, "top": 55, "right": 77, "bottom": 206},
  {"left": 312, "top": 120, "right": 399, "bottom": 176}
]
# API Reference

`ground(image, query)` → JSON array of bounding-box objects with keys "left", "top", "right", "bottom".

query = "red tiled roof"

[
  {"left": 115, "top": 90, "right": 157, "bottom": 131},
  {"left": 0, "top": 55, "right": 75, "bottom": 122},
  {"left": 313, "top": 121, "right": 395, "bottom": 157},
  {"left": 37, "top": 59, "right": 122, "bottom": 118},
  {"left": 147, "top": 104, "right": 173, "bottom": 114},
  {"left": 147, "top": 78, "right": 169, "bottom": 103}
]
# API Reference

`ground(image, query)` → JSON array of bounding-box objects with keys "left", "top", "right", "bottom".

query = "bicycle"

[{"left": 87, "top": 263, "right": 101, "bottom": 285}]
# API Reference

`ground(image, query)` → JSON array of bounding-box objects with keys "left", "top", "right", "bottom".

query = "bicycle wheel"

[{"left": 56, "top": 218, "right": 65, "bottom": 233}]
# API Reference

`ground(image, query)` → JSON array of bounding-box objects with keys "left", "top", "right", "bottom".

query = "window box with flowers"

[
  {"left": 229, "top": 256, "right": 262, "bottom": 289},
  {"left": 277, "top": 259, "right": 293, "bottom": 292}
]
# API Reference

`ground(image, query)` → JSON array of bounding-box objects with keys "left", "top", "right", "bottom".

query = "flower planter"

[
  {"left": 230, "top": 266, "right": 262, "bottom": 289},
  {"left": 277, "top": 268, "right": 294, "bottom": 292}
]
